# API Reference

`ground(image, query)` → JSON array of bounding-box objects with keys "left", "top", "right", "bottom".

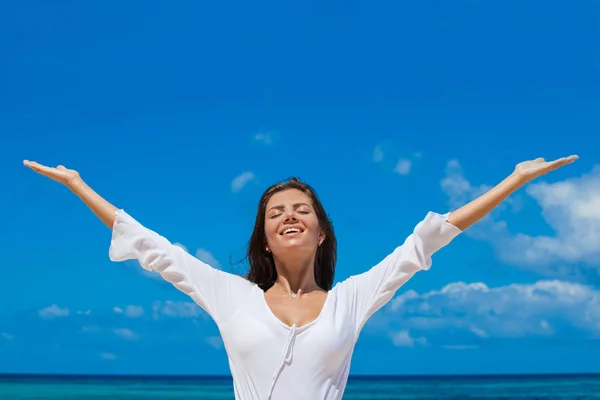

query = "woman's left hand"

[{"left": 514, "top": 155, "right": 579, "bottom": 182}]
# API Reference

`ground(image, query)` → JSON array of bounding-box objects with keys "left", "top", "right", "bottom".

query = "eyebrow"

[{"left": 268, "top": 202, "right": 312, "bottom": 212}]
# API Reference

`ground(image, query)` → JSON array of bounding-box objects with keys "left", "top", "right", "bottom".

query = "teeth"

[{"left": 284, "top": 228, "right": 300, "bottom": 234}]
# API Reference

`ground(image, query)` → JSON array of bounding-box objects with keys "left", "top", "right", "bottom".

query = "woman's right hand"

[
  {"left": 23, "top": 160, "right": 118, "bottom": 228},
  {"left": 23, "top": 160, "right": 82, "bottom": 188}
]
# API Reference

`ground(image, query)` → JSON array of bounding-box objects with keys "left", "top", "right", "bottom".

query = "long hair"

[{"left": 245, "top": 177, "right": 337, "bottom": 291}]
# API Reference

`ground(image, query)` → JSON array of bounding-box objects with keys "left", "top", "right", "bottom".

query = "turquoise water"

[{"left": 1, "top": 374, "right": 600, "bottom": 399}]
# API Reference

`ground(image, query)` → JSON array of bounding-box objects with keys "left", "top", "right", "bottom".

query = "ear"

[{"left": 318, "top": 229, "right": 326, "bottom": 246}]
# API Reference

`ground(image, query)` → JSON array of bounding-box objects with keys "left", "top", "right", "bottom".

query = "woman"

[{"left": 23, "top": 155, "right": 577, "bottom": 399}]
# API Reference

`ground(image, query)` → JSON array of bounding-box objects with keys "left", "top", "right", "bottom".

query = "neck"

[{"left": 273, "top": 257, "right": 319, "bottom": 294}]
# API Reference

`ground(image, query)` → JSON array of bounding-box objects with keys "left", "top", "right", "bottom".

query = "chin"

[{"left": 275, "top": 243, "right": 316, "bottom": 257}]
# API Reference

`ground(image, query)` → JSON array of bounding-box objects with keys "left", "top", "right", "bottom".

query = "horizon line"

[{"left": 1, "top": 372, "right": 599, "bottom": 378}]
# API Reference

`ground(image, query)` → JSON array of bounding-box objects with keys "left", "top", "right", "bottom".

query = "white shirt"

[{"left": 109, "top": 209, "right": 461, "bottom": 399}]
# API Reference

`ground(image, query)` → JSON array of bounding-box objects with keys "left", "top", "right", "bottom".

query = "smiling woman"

[
  {"left": 22, "top": 155, "right": 578, "bottom": 400},
  {"left": 246, "top": 178, "right": 334, "bottom": 294}
]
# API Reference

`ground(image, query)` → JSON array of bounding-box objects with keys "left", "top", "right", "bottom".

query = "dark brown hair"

[{"left": 245, "top": 177, "right": 337, "bottom": 291}]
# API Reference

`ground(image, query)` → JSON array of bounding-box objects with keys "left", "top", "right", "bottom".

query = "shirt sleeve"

[
  {"left": 337, "top": 211, "right": 462, "bottom": 337},
  {"left": 108, "top": 209, "right": 254, "bottom": 325}
]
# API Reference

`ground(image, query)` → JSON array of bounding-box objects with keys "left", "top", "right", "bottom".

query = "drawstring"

[{"left": 267, "top": 324, "right": 297, "bottom": 399}]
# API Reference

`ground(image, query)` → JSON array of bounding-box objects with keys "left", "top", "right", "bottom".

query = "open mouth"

[{"left": 280, "top": 227, "right": 304, "bottom": 236}]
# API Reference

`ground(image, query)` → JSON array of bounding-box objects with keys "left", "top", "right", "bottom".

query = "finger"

[
  {"left": 24, "top": 160, "right": 43, "bottom": 170},
  {"left": 25, "top": 161, "right": 55, "bottom": 175},
  {"left": 548, "top": 155, "right": 578, "bottom": 170},
  {"left": 23, "top": 160, "right": 39, "bottom": 170}
]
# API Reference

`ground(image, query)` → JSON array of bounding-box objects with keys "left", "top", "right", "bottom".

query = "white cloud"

[
  {"left": 502, "top": 166, "right": 600, "bottom": 268},
  {"left": 76, "top": 309, "right": 92, "bottom": 316},
  {"left": 373, "top": 146, "right": 384, "bottom": 163},
  {"left": 394, "top": 159, "right": 412, "bottom": 175},
  {"left": 101, "top": 352, "right": 117, "bottom": 360},
  {"left": 254, "top": 130, "right": 279, "bottom": 145},
  {"left": 441, "top": 161, "right": 600, "bottom": 274},
  {"left": 152, "top": 300, "right": 203, "bottom": 319},
  {"left": 440, "top": 159, "right": 507, "bottom": 238},
  {"left": 125, "top": 305, "right": 144, "bottom": 318},
  {"left": 390, "top": 329, "right": 427, "bottom": 347},
  {"left": 231, "top": 172, "right": 256, "bottom": 193},
  {"left": 2, "top": 332, "right": 15, "bottom": 340},
  {"left": 373, "top": 143, "right": 421, "bottom": 175},
  {"left": 113, "top": 305, "right": 144, "bottom": 317},
  {"left": 81, "top": 326, "right": 100, "bottom": 333},
  {"left": 387, "top": 279, "right": 600, "bottom": 340},
  {"left": 206, "top": 336, "right": 224, "bottom": 349},
  {"left": 113, "top": 328, "right": 139, "bottom": 340},
  {"left": 39, "top": 305, "right": 69, "bottom": 319},
  {"left": 196, "top": 248, "right": 221, "bottom": 269}
]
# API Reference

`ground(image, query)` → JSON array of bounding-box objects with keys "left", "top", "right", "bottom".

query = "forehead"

[{"left": 266, "top": 188, "right": 313, "bottom": 208}]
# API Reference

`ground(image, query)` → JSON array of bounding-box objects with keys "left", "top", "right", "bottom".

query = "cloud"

[
  {"left": 76, "top": 310, "right": 92, "bottom": 316},
  {"left": 390, "top": 329, "right": 427, "bottom": 347},
  {"left": 101, "top": 352, "right": 117, "bottom": 360},
  {"left": 441, "top": 161, "right": 600, "bottom": 276},
  {"left": 113, "top": 328, "right": 139, "bottom": 340},
  {"left": 502, "top": 166, "right": 600, "bottom": 268},
  {"left": 195, "top": 248, "right": 221, "bottom": 269},
  {"left": 254, "top": 130, "right": 279, "bottom": 145},
  {"left": 394, "top": 159, "right": 412, "bottom": 175},
  {"left": 231, "top": 172, "right": 256, "bottom": 193},
  {"left": 384, "top": 279, "right": 600, "bottom": 344},
  {"left": 441, "top": 345, "right": 478, "bottom": 350},
  {"left": 373, "top": 146, "right": 384, "bottom": 163},
  {"left": 152, "top": 300, "right": 204, "bottom": 319},
  {"left": 372, "top": 143, "right": 421, "bottom": 175},
  {"left": 2, "top": 332, "right": 15, "bottom": 340},
  {"left": 125, "top": 305, "right": 144, "bottom": 318},
  {"left": 440, "top": 159, "right": 508, "bottom": 238},
  {"left": 38, "top": 305, "right": 69, "bottom": 319},
  {"left": 113, "top": 307, "right": 123, "bottom": 314}
]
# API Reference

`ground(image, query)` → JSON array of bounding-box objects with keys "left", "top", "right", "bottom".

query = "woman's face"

[{"left": 264, "top": 188, "right": 325, "bottom": 260}]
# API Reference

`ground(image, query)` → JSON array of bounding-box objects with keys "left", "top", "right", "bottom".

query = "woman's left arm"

[
  {"left": 339, "top": 154, "right": 578, "bottom": 337},
  {"left": 448, "top": 155, "right": 579, "bottom": 231}
]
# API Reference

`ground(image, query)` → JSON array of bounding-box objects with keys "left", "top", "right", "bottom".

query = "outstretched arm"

[
  {"left": 339, "top": 154, "right": 579, "bottom": 336},
  {"left": 23, "top": 160, "right": 117, "bottom": 228},
  {"left": 23, "top": 160, "right": 253, "bottom": 325},
  {"left": 447, "top": 155, "right": 579, "bottom": 231}
]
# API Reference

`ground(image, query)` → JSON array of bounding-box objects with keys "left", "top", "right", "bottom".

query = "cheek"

[
  {"left": 264, "top": 221, "right": 278, "bottom": 240},
  {"left": 305, "top": 218, "right": 321, "bottom": 237}
]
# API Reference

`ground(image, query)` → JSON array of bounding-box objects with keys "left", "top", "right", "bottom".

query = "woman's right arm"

[
  {"left": 23, "top": 160, "right": 253, "bottom": 325},
  {"left": 23, "top": 160, "right": 117, "bottom": 228},
  {"left": 69, "top": 178, "right": 118, "bottom": 229}
]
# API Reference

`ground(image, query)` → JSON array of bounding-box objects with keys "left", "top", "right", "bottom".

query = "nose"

[{"left": 284, "top": 211, "right": 297, "bottom": 222}]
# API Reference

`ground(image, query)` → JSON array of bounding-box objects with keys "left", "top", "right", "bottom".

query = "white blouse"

[{"left": 109, "top": 209, "right": 461, "bottom": 399}]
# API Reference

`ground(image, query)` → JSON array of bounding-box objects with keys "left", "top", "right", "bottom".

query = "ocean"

[{"left": 1, "top": 374, "right": 599, "bottom": 399}]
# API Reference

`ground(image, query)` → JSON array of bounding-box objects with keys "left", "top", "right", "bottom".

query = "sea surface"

[{"left": 1, "top": 374, "right": 599, "bottom": 399}]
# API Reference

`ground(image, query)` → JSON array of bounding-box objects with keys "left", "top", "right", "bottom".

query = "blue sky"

[{"left": 1, "top": 1, "right": 599, "bottom": 376}]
